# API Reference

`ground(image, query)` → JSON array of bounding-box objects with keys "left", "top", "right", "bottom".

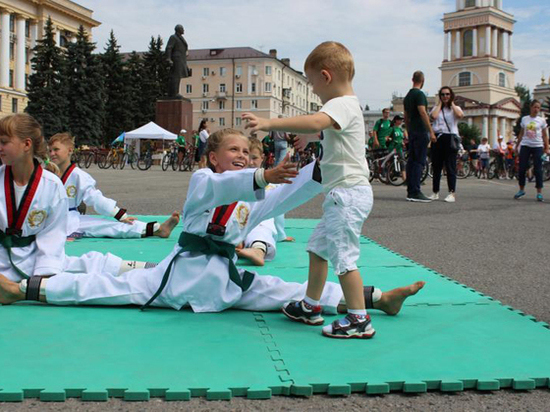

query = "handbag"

[{"left": 442, "top": 109, "right": 460, "bottom": 151}]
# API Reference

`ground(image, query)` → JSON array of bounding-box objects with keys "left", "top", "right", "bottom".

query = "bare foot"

[
  {"left": 0, "top": 274, "right": 24, "bottom": 305},
  {"left": 375, "top": 281, "right": 426, "bottom": 315},
  {"left": 154, "top": 211, "right": 180, "bottom": 238},
  {"left": 281, "top": 236, "right": 295, "bottom": 242},
  {"left": 236, "top": 247, "right": 266, "bottom": 266}
]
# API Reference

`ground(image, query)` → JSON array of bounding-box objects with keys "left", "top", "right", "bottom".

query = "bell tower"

[{"left": 440, "top": 0, "right": 520, "bottom": 143}]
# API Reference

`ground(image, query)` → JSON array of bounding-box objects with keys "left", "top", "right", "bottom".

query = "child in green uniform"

[{"left": 387, "top": 115, "right": 407, "bottom": 156}]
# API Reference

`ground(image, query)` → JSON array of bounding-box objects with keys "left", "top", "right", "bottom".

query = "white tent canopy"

[{"left": 124, "top": 122, "right": 177, "bottom": 141}]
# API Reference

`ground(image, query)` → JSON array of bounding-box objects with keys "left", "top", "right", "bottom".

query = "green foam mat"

[{"left": 1, "top": 217, "right": 549, "bottom": 402}]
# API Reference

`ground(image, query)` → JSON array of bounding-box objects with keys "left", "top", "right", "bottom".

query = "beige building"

[
  {"left": 440, "top": 0, "right": 520, "bottom": 144},
  {"left": 183, "top": 47, "right": 322, "bottom": 135},
  {"left": 0, "top": 0, "right": 99, "bottom": 115},
  {"left": 533, "top": 75, "right": 550, "bottom": 109}
]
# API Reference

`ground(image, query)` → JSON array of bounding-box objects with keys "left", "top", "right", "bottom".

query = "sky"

[{"left": 78, "top": 0, "right": 550, "bottom": 110}]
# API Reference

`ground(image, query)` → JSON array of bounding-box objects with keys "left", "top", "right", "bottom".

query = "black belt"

[
  {"left": 0, "top": 229, "right": 36, "bottom": 279},
  {"left": 69, "top": 207, "right": 78, "bottom": 212},
  {"left": 141, "top": 231, "right": 255, "bottom": 310}
]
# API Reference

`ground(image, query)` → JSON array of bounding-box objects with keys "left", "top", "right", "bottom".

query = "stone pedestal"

[{"left": 155, "top": 98, "right": 194, "bottom": 135}]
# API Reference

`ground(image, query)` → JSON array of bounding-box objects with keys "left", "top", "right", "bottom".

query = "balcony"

[{"left": 215, "top": 91, "right": 227, "bottom": 100}]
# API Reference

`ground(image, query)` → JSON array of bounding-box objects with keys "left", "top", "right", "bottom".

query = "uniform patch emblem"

[
  {"left": 235, "top": 204, "right": 249, "bottom": 228},
  {"left": 27, "top": 210, "right": 47, "bottom": 228},
  {"left": 66, "top": 185, "right": 77, "bottom": 198}
]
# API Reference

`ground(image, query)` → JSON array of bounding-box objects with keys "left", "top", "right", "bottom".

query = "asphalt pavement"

[{"left": 3, "top": 164, "right": 549, "bottom": 412}]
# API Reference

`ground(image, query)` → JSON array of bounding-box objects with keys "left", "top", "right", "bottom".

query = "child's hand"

[
  {"left": 293, "top": 135, "right": 309, "bottom": 152},
  {"left": 120, "top": 216, "right": 137, "bottom": 225},
  {"left": 242, "top": 113, "right": 270, "bottom": 133},
  {"left": 264, "top": 153, "right": 298, "bottom": 184}
]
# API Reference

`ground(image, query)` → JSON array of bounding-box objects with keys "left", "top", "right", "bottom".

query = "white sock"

[
  {"left": 119, "top": 260, "right": 147, "bottom": 274},
  {"left": 372, "top": 288, "right": 382, "bottom": 303},
  {"left": 348, "top": 309, "right": 367, "bottom": 317},
  {"left": 303, "top": 295, "right": 320, "bottom": 307}
]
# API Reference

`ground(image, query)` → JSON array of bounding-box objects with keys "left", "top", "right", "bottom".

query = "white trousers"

[
  {"left": 63, "top": 251, "right": 122, "bottom": 277},
  {"left": 73, "top": 215, "right": 145, "bottom": 239},
  {"left": 244, "top": 219, "right": 277, "bottom": 261}
]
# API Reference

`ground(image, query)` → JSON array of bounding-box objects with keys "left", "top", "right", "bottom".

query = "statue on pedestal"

[{"left": 165, "top": 24, "right": 190, "bottom": 99}]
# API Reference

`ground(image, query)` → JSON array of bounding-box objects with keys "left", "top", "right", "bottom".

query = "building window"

[
  {"left": 25, "top": 47, "right": 30, "bottom": 64},
  {"left": 236, "top": 100, "right": 242, "bottom": 109},
  {"left": 236, "top": 83, "right": 243, "bottom": 93},
  {"left": 235, "top": 66, "right": 242, "bottom": 77},
  {"left": 219, "top": 83, "right": 226, "bottom": 92},
  {"left": 203, "top": 67, "right": 209, "bottom": 77},
  {"left": 265, "top": 82, "right": 272, "bottom": 93},
  {"left": 266, "top": 65, "right": 272, "bottom": 76},
  {"left": 251, "top": 83, "right": 256, "bottom": 93},
  {"left": 25, "top": 20, "right": 30, "bottom": 38},
  {"left": 0, "top": 95, "right": 2, "bottom": 111},
  {"left": 9, "top": 43, "right": 14, "bottom": 61},
  {"left": 219, "top": 100, "right": 225, "bottom": 110},
  {"left": 463, "top": 30, "right": 473, "bottom": 57},
  {"left": 9, "top": 70, "right": 13, "bottom": 87},
  {"left": 235, "top": 117, "right": 242, "bottom": 126},
  {"left": 499, "top": 72, "right": 506, "bottom": 87},
  {"left": 25, "top": 74, "right": 28, "bottom": 89},
  {"left": 202, "top": 101, "right": 209, "bottom": 110},
  {"left": 202, "top": 83, "right": 209, "bottom": 94},
  {"left": 186, "top": 84, "right": 192, "bottom": 94},
  {"left": 251, "top": 100, "right": 258, "bottom": 109},
  {"left": 12, "top": 98, "right": 17, "bottom": 113},
  {"left": 458, "top": 72, "right": 471, "bottom": 87},
  {"left": 220, "top": 67, "right": 226, "bottom": 76},
  {"left": 465, "top": 0, "right": 475, "bottom": 6},
  {"left": 9, "top": 15, "right": 14, "bottom": 32},
  {"left": 60, "top": 36, "right": 69, "bottom": 48},
  {"left": 188, "top": 68, "right": 193, "bottom": 77},
  {"left": 219, "top": 117, "right": 225, "bottom": 126}
]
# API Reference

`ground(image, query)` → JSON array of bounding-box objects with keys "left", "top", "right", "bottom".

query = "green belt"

[
  {"left": 0, "top": 230, "right": 36, "bottom": 279},
  {"left": 141, "top": 231, "right": 255, "bottom": 310}
]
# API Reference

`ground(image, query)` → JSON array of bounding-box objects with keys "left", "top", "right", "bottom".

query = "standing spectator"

[
  {"left": 428, "top": 86, "right": 464, "bottom": 203},
  {"left": 514, "top": 100, "right": 550, "bottom": 201},
  {"left": 477, "top": 137, "right": 491, "bottom": 179},
  {"left": 466, "top": 138, "right": 479, "bottom": 172},
  {"left": 387, "top": 115, "right": 407, "bottom": 156},
  {"left": 270, "top": 115, "right": 290, "bottom": 165},
  {"left": 175, "top": 129, "right": 187, "bottom": 165},
  {"left": 197, "top": 119, "right": 209, "bottom": 169},
  {"left": 505, "top": 140, "right": 515, "bottom": 177},
  {"left": 492, "top": 135, "right": 507, "bottom": 178},
  {"left": 403, "top": 71, "right": 437, "bottom": 202},
  {"left": 373, "top": 108, "right": 392, "bottom": 150}
]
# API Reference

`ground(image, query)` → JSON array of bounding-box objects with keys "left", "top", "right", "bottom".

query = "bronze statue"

[{"left": 166, "top": 24, "right": 190, "bottom": 99}]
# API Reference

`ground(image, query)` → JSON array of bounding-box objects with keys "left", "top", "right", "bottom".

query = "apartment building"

[
  {"left": 0, "top": 0, "right": 99, "bottom": 115},
  {"left": 183, "top": 47, "right": 322, "bottom": 134}
]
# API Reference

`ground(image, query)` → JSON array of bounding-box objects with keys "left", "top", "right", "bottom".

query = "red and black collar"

[
  {"left": 206, "top": 202, "right": 238, "bottom": 237},
  {"left": 4, "top": 160, "right": 43, "bottom": 235},
  {"left": 60, "top": 163, "right": 77, "bottom": 185}
]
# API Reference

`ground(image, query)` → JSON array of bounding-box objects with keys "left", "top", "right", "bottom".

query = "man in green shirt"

[
  {"left": 372, "top": 108, "right": 392, "bottom": 149},
  {"left": 403, "top": 71, "right": 436, "bottom": 202},
  {"left": 176, "top": 129, "right": 187, "bottom": 164}
]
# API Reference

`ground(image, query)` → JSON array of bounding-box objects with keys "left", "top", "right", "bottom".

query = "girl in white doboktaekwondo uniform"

[
  {"left": 0, "top": 114, "right": 121, "bottom": 291},
  {"left": 1, "top": 128, "right": 424, "bottom": 316},
  {"left": 49, "top": 133, "right": 179, "bottom": 240}
]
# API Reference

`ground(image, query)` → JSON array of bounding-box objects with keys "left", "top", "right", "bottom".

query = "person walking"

[
  {"left": 428, "top": 86, "right": 464, "bottom": 202},
  {"left": 197, "top": 120, "right": 209, "bottom": 169},
  {"left": 403, "top": 71, "right": 437, "bottom": 202},
  {"left": 270, "top": 115, "right": 290, "bottom": 166},
  {"left": 514, "top": 100, "right": 549, "bottom": 201}
]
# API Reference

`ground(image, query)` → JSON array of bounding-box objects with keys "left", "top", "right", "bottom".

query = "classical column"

[
  {"left": 455, "top": 30, "right": 461, "bottom": 59},
  {"left": 495, "top": 0, "right": 502, "bottom": 9},
  {"left": 467, "top": 117, "right": 473, "bottom": 126},
  {"left": 508, "top": 33, "right": 512, "bottom": 61},
  {"left": 456, "top": 0, "right": 461, "bottom": 10},
  {"left": 500, "top": 117, "right": 506, "bottom": 139},
  {"left": 475, "top": 0, "right": 481, "bottom": 6},
  {"left": 482, "top": 116, "right": 488, "bottom": 138},
  {"left": 15, "top": 16, "right": 25, "bottom": 91},
  {"left": 29, "top": 20, "right": 37, "bottom": 72},
  {"left": 485, "top": 26, "right": 491, "bottom": 57},
  {"left": 0, "top": 10, "right": 10, "bottom": 87},
  {"left": 502, "top": 32, "right": 509, "bottom": 61},
  {"left": 491, "top": 115, "right": 498, "bottom": 145},
  {"left": 444, "top": 31, "right": 450, "bottom": 61},
  {"left": 56, "top": 28, "right": 61, "bottom": 45},
  {"left": 492, "top": 27, "right": 498, "bottom": 57},
  {"left": 473, "top": 27, "right": 478, "bottom": 57}
]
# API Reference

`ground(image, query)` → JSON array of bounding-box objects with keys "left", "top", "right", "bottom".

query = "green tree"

[
  {"left": 25, "top": 17, "right": 68, "bottom": 139},
  {"left": 141, "top": 36, "right": 170, "bottom": 121},
  {"left": 515, "top": 83, "right": 530, "bottom": 105},
  {"left": 513, "top": 84, "right": 531, "bottom": 137},
  {"left": 125, "top": 51, "right": 146, "bottom": 128},
  {"left": 65, "top": 25, "right": 104, "bottom": 146},
  {"left": 458, "top": 122, "right": 481, "bottom": 145},
  {"left": 101, "top": 30, "right": 133, "bottom": 145}
]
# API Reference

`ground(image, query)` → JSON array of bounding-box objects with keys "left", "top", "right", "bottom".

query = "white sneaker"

[
  {"left": 428, "top": 192, "right": 439, "bottom": 200},
  {"left": 444, "top": 193, "right": 455, "bottom": 203}
]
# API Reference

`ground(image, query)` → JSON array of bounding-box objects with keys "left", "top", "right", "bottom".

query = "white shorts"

[{"left": 307, "top": 185, "right": 373, "bottom": 275}]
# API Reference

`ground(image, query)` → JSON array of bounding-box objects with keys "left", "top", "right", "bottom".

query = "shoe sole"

[
  {"left": 282, "top": 308, "right": 324, "bottom": 325},
  {"left": 407, "top": 198, "right": 432, "bottom": 203},
  {"left": 322, "top": 329, "right": 376, "bottom": 339},
  {"left": 514, "top": 195, "right": 525, "bottom": 200}
]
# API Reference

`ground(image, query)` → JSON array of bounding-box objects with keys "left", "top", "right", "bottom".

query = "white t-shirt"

[
  {"left": 14, "top": 183, "right": 27, "bottom": 207},
  {"left": 477, "top": 143, "right": 491, "bottom": 159},
  {"left": 319, "top": 95, "right": 370, "bottom": 192},
  {"left": 430, "top": 106, "right": 461, "bottom": 135},
  {"left": 520, "top": 116, "right": 547, "bottom": 148},
  {"left": 492, "top": 140, "right": 506, "bottom": 152},
  {"left": 199, "top": 129, "right": 209, "bottom": 144}
]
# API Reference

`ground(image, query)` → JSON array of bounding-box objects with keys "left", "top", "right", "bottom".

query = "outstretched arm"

[{"left": 242, "top": 112, "right": 333, "bottom": 134}]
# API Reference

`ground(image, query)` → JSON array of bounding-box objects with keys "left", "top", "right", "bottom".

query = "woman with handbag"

[{"left": 428, "top": 86, "right": 464, "bottom": 202}]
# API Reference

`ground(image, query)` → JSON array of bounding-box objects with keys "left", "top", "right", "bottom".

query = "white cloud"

[{"left": 78, "top": 0, "right": 547, "bottom": 108}]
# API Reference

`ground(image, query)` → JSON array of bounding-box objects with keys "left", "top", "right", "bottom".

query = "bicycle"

[
  {"left": 180, "top": 144, "right": 196, "bottom": 171},
  {"left": 366, "top": 149, "right": 392, "bottom": 184},
  {"left": 162, "top": 145, "right": 179, "bottom": 171},
  {"left": 488, "top": 152, "right": 507, "bottom": 180},
  {"left": 385, "top": 150, "right": 407, "bottom": 186},
  {"left": 137, "top": 148, "right": 153, "bottom": 171}
]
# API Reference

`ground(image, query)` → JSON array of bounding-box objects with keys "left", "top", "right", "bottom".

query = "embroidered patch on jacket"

[
  {"left": 66, "top": 185, "right": 77, "bottom": 198},
  {"left": 235, "top": 204, "right": 249, "bottom": 228},
  {"left": 27, "top": 210, "right": 47, "bottom": 228}
]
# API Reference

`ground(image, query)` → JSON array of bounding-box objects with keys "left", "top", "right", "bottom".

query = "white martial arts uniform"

[
  {"left": 46, "top": 162, "right": 343, "bottom": 313},
  {"left": 61, "top": 165, "right": 147, "bottom": 238},
  {"left": 0, "top": 164, "right": 120, "bottom": 282}
]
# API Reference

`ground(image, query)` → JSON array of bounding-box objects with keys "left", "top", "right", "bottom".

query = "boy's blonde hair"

[
  {"left": 49, "top": 132, "right": 75, "bottom": 150},
  {"left": 304, "top": 41, "right": 355, "bottom": 81},
  {"left": 249, "top": 138, "right": 264, "bottom": 156},
  {"left": 205, "top": 128, "right": 249, "bottom": 171}
]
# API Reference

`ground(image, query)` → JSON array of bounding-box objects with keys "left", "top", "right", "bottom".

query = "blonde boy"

[{"left": 243, "top": 41, "right": 374, "bottom": 339}]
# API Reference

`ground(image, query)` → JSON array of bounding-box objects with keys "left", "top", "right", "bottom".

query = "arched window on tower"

[
  {"left": 463, "top": 30, "right": 473, "bottom": 57},
  {"left": 459, "top": 72, "right": 472, "bottom": 87},
  {"left": 499, "top": 72, "right": 506, "bottom": 87}
]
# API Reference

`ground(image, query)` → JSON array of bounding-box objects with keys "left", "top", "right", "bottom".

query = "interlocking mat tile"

[{"left": 1, "top": 217, "right": 548, "bottom": 402}]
